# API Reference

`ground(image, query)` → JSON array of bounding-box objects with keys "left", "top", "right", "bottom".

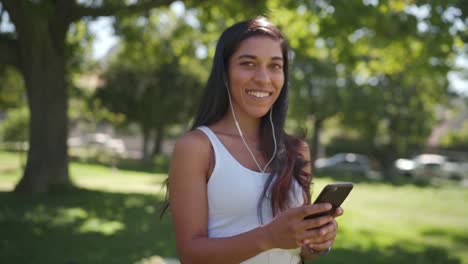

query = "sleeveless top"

[{"left": 197, "top": 126, "right": 304, "bottom": 264}]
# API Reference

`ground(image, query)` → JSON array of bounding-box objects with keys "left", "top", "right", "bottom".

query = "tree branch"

[
  {"left": 0, "top": 33, "right": 19, "bottom": 68},
  {"left": 0, "top": 0, "right": 24, "bottom": 26},
  {"left": 55, "top": 0, "right": 76, "bottom": 25},
  {"left": 70, "top": 0, "right": 174, "bottom": 22},
  {"left": 0, "top": 3, "right": 5, "bottom": 19}
]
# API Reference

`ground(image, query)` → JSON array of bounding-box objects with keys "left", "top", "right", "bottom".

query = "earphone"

[{"left": 224, "top": 79, "right": 277, "bottom": 173}]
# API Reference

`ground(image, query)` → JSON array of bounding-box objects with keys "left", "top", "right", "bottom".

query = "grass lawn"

[{"left": 1, "top": 150, "right": 468, "bottom": 264}]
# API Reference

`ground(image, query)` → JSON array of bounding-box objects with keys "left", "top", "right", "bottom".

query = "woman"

[{"left": 165, "top": 16, "right": 343, "bottom": 263}]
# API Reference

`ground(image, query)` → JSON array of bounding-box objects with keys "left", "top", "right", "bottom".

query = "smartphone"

[{"left": 304, "top": 182, "right": 354, "bottom": 219}]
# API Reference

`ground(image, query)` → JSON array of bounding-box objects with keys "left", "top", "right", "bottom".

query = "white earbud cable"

[{"left": 225, "top": 80, "right": 277, "bottom": 173}]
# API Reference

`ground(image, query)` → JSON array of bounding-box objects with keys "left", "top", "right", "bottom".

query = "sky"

[
  {"left": 89, "top": 17, "right": 119, "bottom": 60},
  {"left": 448, "top": 56, "right": 468, "bottom": 96}
]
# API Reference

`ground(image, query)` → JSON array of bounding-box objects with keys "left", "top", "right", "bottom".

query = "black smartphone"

[{"left": 304, "top": 182, "right": 354, "bottom": 219}]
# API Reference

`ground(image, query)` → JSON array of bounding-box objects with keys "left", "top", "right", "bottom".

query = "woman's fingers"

[
  {"left": 276, "top": 204, "right": 342, "bottom": 248},
  {"left": 299, "top": 203, "right": 332, "bottom": 219},
  {"left": 332, "top": 207, "right": 344, "bottom": 217},
  {"left": 301, "top": 215, "right": 334, "bottom": 230},
  {"left": 299, "top": 220, "right": 338, "bottom": 245},
  {"left": 307, "top": 238, "right": 334, "bottom": 251},
  {"left": 268, "top": 204, "right": 335, "bottom": 249}
]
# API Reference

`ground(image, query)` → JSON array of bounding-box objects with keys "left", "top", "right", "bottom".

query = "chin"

[{"left": 248, "top": 108, "right": 272, "bottom": 119}]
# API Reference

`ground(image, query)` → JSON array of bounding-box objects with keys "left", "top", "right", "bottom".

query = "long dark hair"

[{"left": 161, "top": 16, "right": 310, "bottom": 219}]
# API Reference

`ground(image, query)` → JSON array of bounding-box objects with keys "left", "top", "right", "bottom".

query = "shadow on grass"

[
  {"left": 0, "top": 189, "right": 463, "bottom": 264},
  {"left": 0, "top": 188, "right": 176, "bottom": 264},
  {"left": 422, "top": 228, "right": 468, "bottom": 248},
  {"left": 116, "top": 155, "right": 170, "bottom": 174},
  {"left": 308, "top": 245, "right": 462, "bottom": 264}
]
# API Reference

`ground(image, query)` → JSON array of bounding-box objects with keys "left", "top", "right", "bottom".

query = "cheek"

[
  {"left": 229, "top": 67, "right": 246, "bottom": 84},
  {"left": 229, "top": 71, "right": 253, "bottom": 96},
  {"left": 273, "top": 74, "right": 285, "bottom": 90},
  {"left": 232, "top": 70, "right": 252, "bottom": 83}
]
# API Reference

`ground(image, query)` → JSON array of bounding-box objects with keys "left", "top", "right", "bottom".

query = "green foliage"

[
  {"left": 99, "top": 8, "right": 206, "bottom": 125},
  {"left": 441, "top": 121, "right": 468, "bottom": 149},
  {"left": 266, "top": 1, "right": 466, "bottom": 171},
  {"left": 0, "top": 66, "right": 25, "bottom": 110},
  {"left": 0, "top": 106, "right": 29, "bottom": 144},
  {"left": 67, "top": 20, "right": 94, "bottom": 73},
  {"left": 69, "top": 86, "right": 126, "bottom": 133},
  {"left": 325, "top": 135, "right": 376, "bottom": 157}
]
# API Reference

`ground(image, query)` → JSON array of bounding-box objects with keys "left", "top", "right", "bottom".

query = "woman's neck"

[{"left": 223, "top": 108, "right": 261, "bottom": 139}]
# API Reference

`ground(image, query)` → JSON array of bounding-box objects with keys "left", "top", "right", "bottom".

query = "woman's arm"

[
  {"left": 169, "top": 131, "right": 334, "bottom": 264},
  {"left": 297, "top": 141, "right": 344, "bottom": 261}
]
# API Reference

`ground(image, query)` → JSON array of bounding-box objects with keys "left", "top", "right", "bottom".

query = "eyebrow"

[{"left": 238, "top": 54, "right": 283, "bottom": 61}]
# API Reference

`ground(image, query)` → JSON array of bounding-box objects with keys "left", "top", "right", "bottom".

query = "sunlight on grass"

[
  {"left": 1, "top": 150, "right": 468, "bottom": 263},
  {"left": 135, "top": 255, "right": 177, "bottom": 264},
  {"left": 0, "top": 151, "right": 168, "bottom": 194},
  {"left": 79, "top": 217, "right": 125, "bottom": 235},
  {"left": 0, "top": 151, "right": 22, "bottom": 191},
  {"left": 70, "top": 163, "right": 167, "bottom": 195},
  {"left": 313, "top": 178, "right": 468, "bottom": 263}
]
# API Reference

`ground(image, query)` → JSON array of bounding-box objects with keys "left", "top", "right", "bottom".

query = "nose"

[{"left": 253, "top": 66, "right": 271, "bottom": 86}]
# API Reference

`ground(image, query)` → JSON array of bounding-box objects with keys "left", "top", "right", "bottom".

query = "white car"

[
  {"left": 395, "top": 154, "right": 468, "bottom": 180},
  {"left": 68, "top": 133, "right": 126, "bottom": 157},
  {"left": 315, "top": 153, "right": 378, "bottom": 178}
]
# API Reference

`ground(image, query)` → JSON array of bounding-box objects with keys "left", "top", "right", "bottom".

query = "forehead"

[{"left": 232, "top": 36, "right": 283, "bottom": 59}]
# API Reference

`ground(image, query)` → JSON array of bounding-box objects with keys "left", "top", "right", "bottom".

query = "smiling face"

[{"left": 227, "top": 36, "right": 285, "bottom": 120}]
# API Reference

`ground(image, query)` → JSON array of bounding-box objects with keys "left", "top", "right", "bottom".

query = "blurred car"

[
  {"left": 394, "top": 158, "right": 416, "bottom": 177},
  {"left": 315, "top": 153, "right": 376, "bottom": 178},
  {"left": 394, "top": 154, "right": 468, "bottom": 180},
  {"left": 68, "top": 133, "right": 126, "bottom": 157}
]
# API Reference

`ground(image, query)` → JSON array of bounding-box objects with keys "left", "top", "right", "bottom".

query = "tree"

[
  {"left": 0, "top": 0, "right": 185, "bottom": 193},
  {"left": 327, "top": 0, "right": 465, "bottom": 174},
  {"left": 97, "top": 8, "right": 206, "bottom": 161},
  {"left": 268, "top": 0, "right": 467, "bottom": 176},
  {"left": 266, "top": 3, "right": 354, "bottom": 172}
]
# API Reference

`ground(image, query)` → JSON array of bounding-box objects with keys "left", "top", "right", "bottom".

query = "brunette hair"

[{"left": 162, "top": 16, "right": 311, "bottom": 219}]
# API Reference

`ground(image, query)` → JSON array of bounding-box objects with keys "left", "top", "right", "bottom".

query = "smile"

[{"left": 247, "top": 91, "right": 272, "bottom": 98}]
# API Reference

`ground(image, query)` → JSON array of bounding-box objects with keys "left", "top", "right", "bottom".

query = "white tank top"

[{"left": 197, "top": 126, "right": 303, "bottom": 264}]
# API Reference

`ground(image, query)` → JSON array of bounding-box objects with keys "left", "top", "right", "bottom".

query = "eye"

[
  {"left": 271, "top": 63, "right": 283, "bottom": 70},
  {"left": 240, "top": 61, "right": 255, "bottom": 67}
]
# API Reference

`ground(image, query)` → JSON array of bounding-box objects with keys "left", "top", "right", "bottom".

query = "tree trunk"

[
  {"left": 310, "top": 117, "right": 324, "bottom": 175},
  {"left": 380, "top": 144, "right": 397, "bottom": 179},
  {"left": 14, "top": 17, "right": 72, "bottom": 193},
  {"left": 152, "top": 123, "right": 165, "bottom": 156},
  {"left": 142, "top": 126, "right": 151, "bottom": 162}
]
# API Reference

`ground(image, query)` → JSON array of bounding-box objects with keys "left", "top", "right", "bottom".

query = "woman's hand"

[
  {"left": 263, "top": 203, "right": 336, "bottom": 249},
  {"left": 302, "top": 207, "right": 344, "bottom": 253}
]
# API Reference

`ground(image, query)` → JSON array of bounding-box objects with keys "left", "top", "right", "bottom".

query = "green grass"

[
  {"left": 309, "top": 181, "right": 468, "bottom": 264},
  {"left": 1, "top": 150, "right": 468, "bottom": 264}
]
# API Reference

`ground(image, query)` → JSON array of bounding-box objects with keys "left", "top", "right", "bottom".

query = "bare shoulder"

[
  {"left": 171, "top": 129, "right": 212, "bottom": 176},
  {"left": 173, "top": 129, "right": 211, "bottom": 153}
]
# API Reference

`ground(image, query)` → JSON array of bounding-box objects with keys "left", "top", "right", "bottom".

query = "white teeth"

[{"left": 247, "top": 91, "right": 270, "bottom": 98}]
